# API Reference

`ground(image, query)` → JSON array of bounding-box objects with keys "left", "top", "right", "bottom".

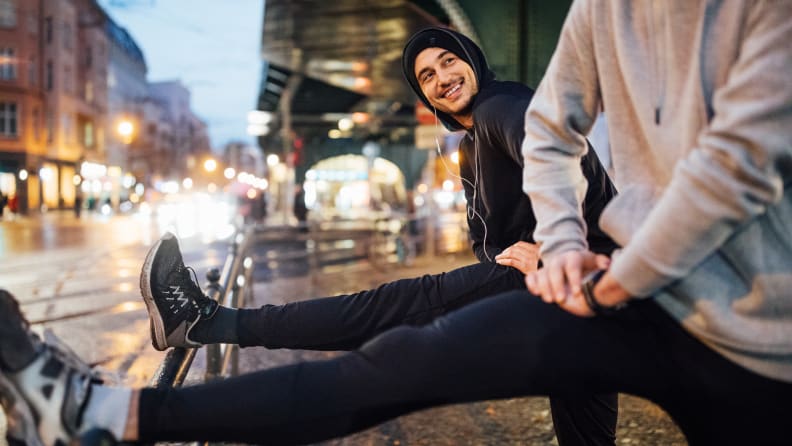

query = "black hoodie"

[{"left": 402, "top": 27, "right": 616, "bottom": 261}]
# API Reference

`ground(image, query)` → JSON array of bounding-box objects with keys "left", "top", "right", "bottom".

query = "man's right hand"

[
  {"left": 495, "top": 241, "right": 540, "bottom": 275},
  {"left": 524, "top": 249, "right": 611, "bottom": 317}
]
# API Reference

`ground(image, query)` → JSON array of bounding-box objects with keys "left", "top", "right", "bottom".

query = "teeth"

[{"left": 444, "top": 84, "right": 461, "bottom": 98}]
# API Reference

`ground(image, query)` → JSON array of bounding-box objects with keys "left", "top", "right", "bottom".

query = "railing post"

[{"left": 204, "top": 267, "right": 222, "bottom": 381}]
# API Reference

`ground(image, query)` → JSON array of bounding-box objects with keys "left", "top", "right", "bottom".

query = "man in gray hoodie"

[{"left": 1, "top": 2, "right": 790, "bottom": 445}]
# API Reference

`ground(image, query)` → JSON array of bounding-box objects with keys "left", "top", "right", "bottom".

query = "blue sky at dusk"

[{"left": 97, "top": 0, "right": 264, "bottom": 150}]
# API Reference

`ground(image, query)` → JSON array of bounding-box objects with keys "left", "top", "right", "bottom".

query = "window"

[
  {"left": 63, "top": 22, "right": 72, "bottom": 49},
  {"left": 0, "top": 102, "right": 18, "bottom": 137},
  {"left": 85, "top": 46, "right": 92, "bottom": 68},
  {"left": 27, "top": 56, "right": 35, "bottom": 85},
  {"left": 0, "top": 0, "right": 16, "bottom": 28},
  {"left": 107, "top": 68, "right": 116, "bottom": 88},
  {"left": 45, "top": 16, "right": 52, "bottom": 43},
  {"left": 64, "top": 65, "right": 72, "bottom": 94},
  {"left": 85, "top": 80, "right": 93, "bottom": 102},
  {"left": 27, "top": 12, "right": 36, "bottom": 34},
  {"left": 45, "top": 60, "right": 53, "bottom": 90},
  {"left": 83, "top": 121, "right": 94, "bottom": 148},
  {"left": 32, "top": 107, "right": 39, "bottom": 140},
  {"left": 0, "top": 48, "right": 16, "bottom": 80},
  {"left": 61, "top": 113, "right": 72, "bottom": 143},
  {"left": 46, "top": 111, "right": 53, "bottom": 142}
]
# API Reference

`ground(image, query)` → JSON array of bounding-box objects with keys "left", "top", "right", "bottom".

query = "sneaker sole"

[
  {"left": 0, "top": 372, "right": 45, "bottom": 446},
  {"left": 140, "top": 233, "right": 172, "bottom": 351}
]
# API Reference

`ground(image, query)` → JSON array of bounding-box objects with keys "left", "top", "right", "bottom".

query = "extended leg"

[
  {"left": 137, "top": 294, "right": 665, "bottom": 444},
  {"left": 140, "top": 234, "right": 618, "bottom": 445},
  {"left": 236, "top": 260, "right": 525, "bottom": 350}
]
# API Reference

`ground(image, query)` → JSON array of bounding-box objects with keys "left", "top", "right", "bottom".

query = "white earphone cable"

[{"left": 432, "top": 107, "right": 492, "bottom": 262}]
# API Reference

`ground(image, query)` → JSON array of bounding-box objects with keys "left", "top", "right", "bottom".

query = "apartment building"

[
  {"left": 148, "top": 80, "right": 211, "bottom": 183},
  {"left": 0, "top": 0, "right": 46, "bottom": 213},
  {"left": 0, "top": 0, "right": 108, "bottom": 213},
  {"left": 1, "top": 0, "right": 211, "bottom": 214}
]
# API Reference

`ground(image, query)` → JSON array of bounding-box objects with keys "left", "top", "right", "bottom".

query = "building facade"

[
  {"left": 0, "top": 0, "right": 46, "bottom": 213},
  {"left": 0, "top": 0, "right": 109, "bottom": 213},
  {"left": 148, "top": 80, "right": 211, "bottom": 183},
  {"left": 0, "top": 0, "right": 210, "bottom": 214}
]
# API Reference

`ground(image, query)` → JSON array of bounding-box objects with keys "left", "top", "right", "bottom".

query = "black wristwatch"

[{"left": 581, "top": 269, "right": 627, "bottom": 316}]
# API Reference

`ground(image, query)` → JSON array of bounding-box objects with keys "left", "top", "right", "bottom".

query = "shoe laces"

[{"left": 173, "top": 264, "right": 208, "bottom": 302}]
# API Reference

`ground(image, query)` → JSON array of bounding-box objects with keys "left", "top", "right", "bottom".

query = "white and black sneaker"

[
  {"left": 0, "top": 289, "right": 99, "bottom": 446},
  {"left": 140, "top": 232, "right": 218, "bottom": 351}
]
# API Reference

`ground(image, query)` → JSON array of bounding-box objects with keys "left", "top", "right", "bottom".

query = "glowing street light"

[
  {"left": 204, "top": 158, "right": 217, "bottom": 172},
  {"left": 266, "top": 154, "right": 279, "bottom": 167},
  {"left": 117, "top": 120, "right": 135, "bottom": 144},
  {"left": 224, "top": 167, "right": 236, "bottom": 179},
  {"left": 338, "top": 117, "right": 354, "bottom": 131}
]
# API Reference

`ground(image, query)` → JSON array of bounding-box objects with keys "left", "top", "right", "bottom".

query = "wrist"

[{"left": 581, "top": 270, "right": 628, "bottom": 316}]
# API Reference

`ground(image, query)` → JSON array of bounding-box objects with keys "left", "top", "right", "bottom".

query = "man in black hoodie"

[{"left": 0, "top": 28, "right": 618, "bottom": 445}]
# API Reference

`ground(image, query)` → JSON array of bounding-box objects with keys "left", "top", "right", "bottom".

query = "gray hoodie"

[{"left": 522, "top": 0, "right": 792, "bottom": 382}]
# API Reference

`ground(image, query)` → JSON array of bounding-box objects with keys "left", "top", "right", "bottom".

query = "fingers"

[
  {"left": 594, "top": 254, "right": 611, "bottom": 270},
  {"left": 533, "top": 268, "right": 555, "bottom": 304},
  {"left": 496, "top": 242, "right": 540, "bottom": 275},
  {"left": 565, "top": 256, "right": 583, "bottom": 296},
  {"left": 548, "top": 258, "right": 568, "bottom": 302},
  {"left": 557, "top": 292, "right": 596, "bottom": 317},
  {"left": 524, "top": 249, "right": 609, "bottom": 318},
  {"left": 525, "top": 251, "right": 584, "bottom": 303}
]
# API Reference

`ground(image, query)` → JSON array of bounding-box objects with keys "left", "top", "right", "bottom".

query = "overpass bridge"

[{"left": 254, "top": 0, "right": 572, "bottom": 216}]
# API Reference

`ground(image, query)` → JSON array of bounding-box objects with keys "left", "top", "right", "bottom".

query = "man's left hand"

[
  {"left": 495, "top": 241, "right": 540, "bottom": 274},
  {"left": 525, "top": 249, "right": 625, "bottom": 317}
]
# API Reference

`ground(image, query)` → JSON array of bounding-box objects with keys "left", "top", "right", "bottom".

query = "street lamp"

[
  {"left": 117, "top": 119, "right": 135, "bottom": 144},
  {"left": 204, "top": 158, "right": 217, "bottom": 173}
]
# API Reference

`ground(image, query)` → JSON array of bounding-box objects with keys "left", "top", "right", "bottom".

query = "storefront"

[
  {"left": 303, "top": 154, "right": 407, "bottom": 220},
  {"left": 0, "top": 152, "right": 27, "bottom": 214}
]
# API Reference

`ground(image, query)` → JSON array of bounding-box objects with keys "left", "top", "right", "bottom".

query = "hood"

[{"left": 402, "top": 27, "right": 496, "bottom": 131}]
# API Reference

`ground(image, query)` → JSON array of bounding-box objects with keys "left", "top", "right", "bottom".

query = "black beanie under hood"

[{"left": 402, "top": 27, "right": 496, "bottom": 131}]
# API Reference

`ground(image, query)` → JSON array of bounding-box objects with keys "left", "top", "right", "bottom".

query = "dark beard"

[{"left": 457, "top": 100, "right": 474, "bottom": 118}]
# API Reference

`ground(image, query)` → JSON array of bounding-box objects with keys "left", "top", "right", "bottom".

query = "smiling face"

[{"left": 414, "top": 47, "right": 479, "bottom": 128}]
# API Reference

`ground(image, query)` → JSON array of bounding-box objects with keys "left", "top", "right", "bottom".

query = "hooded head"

[{"left": 402, "top": 27, "right": 495, "bottom": 131}]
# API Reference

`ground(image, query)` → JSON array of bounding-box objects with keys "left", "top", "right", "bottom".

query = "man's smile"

[{"left": 441, "top": 79, "right": 464, "bottom": 100}]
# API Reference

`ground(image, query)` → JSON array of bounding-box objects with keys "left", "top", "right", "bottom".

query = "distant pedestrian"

[
  {"left": 293, "top": 184, "right": 308, "bottom": 232},
  {"left": 74, "top": 187, "right": 83, "bottom": 218},
  {"left": 0, "top": 189, "right": 6, "bottom": 218}
]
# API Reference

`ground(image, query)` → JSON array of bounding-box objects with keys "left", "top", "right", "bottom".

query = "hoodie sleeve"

[
  {"left": 478, "top": 84, "right": 617, "bottom": 256},
  {"left": 523, "top": 0, "right": 792, "bottom": 297},
  {"left": 521, "top": 0, "right": 601, "bottom": 262},
  {"left": 607, "top": 1, "right": 792, "bottom": 297}
]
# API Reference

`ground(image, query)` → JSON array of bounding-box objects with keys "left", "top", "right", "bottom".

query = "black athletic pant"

[
  {"left": 235, "top": 261, "right": 616, "bottom": 445},
  {"left": 139, "top": 294, "right": 792, "bottom": 445}
]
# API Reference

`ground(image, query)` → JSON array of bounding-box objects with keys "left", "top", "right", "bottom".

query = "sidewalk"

[{"left": 236, "top": 252, "right": 687, "bottom": 446}]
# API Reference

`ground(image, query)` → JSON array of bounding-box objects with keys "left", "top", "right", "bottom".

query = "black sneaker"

[
  {"left": 140, "top": 232, "right": 218, "bottom": 351},
  {"left": 0, "top": 289, "right": 97, "bottom": 446}
]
